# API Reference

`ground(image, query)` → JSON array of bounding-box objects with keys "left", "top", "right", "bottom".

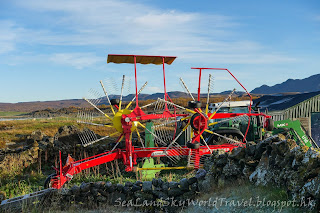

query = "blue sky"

[{"left": 0, "top": 0, "right": 319, "bottom": 103}]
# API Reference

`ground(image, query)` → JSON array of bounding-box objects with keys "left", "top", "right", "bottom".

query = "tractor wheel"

[
  {"left": 110, "top": 99, "right": 120, "bottom": 105},
  {"left": 205, "top": 129, "right": 244, "bottom": 145},
  {"left": 188, "top": 101, "right": 202, "bottom": 109},
  {"left": 266, "top": 118, "right": 274, "bottom": 131},
  {"left": 190, "top": 113, "right": 207, "bottom": 131},
  {"left": 44, "top": 174, "right": 57, "bottom": 189}
]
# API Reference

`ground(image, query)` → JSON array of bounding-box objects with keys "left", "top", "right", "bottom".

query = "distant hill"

[
  {"left": 0, "top": 91, "right": 247, "bottom": 112},
  {"left": 251, "top": 74, "right": 320, "bottom": 94}
]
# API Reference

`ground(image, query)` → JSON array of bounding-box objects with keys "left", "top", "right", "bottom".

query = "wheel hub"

[{"left": 190, "top": 112, "right": 208, "bottom": 132}]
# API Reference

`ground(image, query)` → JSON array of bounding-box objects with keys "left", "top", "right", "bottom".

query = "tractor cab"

[{"left": 206, "top": 100, "right": 265, "bottom": 143}]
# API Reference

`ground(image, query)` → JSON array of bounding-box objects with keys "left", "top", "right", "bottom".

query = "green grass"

[
  {"left": 0, "top": 111, "right": 27, "bottom": 117},
  {"left": 0, "top": 116, "right": 117, "bottom": 148}
]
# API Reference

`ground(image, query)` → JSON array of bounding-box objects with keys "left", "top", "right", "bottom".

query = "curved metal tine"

[
  {"left": 205, "top": 74, "right": 214, "bottom": 114},
  {"left": 126, "top": 81, "right": 148, "bottom": 109},
  {"left": 139, "top": 122, "right": 167, "bottom": 146},
  {"left": 157, "top": 98, "right": 187, "bottom": 111},
  {"left": 104, "top": 77, "right": 118, "bottom": 95},
  {"left": 119, "top": 75, "right": 126, "bottom": 110},
  {"left": 211, "top": 114, "right": 249, "bottom": 126},
  {"left": 180, "top": 77, "right": 195, "bottom": 101},
  {"left": 200, "top": 135, "right": 213, "bottom": 154},
  {"left": 208, "top": 130, "right": 245, "bottom": 147},
  {"left": 208, "top": 89, "right": 236, "bottom": 120},
  {"left": 100, "top": 80, "right": 115, "bottom": 115}
]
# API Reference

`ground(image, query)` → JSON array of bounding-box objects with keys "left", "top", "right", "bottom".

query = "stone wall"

[
  {"left": 198, "top": 136, "right": 320, "bottom": 210},
  {"left": 46, "top": 172, "right": 206, "bottom": 212}
]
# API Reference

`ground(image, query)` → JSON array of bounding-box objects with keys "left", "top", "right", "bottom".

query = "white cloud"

[
  {"left": 49, "top": 53, "right": 104, "bottom": 69},
  {"left": 0, "top": 21, "right": 19, "bottom": 54},
  {"left": 3, "top": 0, "right": 296, "bottom": 65}
]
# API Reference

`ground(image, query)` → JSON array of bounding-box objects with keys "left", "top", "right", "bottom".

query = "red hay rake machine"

[{"left": 46, "top": 54, "right": 272, "bottom": 189}]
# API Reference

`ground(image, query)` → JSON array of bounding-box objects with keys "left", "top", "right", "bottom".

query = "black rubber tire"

[
  {"left": 186, "top": 142, "right": 200, "bottom": 149},
  {"left": 110, "top": 99, "right": 120, "bottom": 105},
  {"left": 206, "top": 128, "right": 244, "bottom": 145},
  {"left": 44, "top": 174, "right": 56, "bottom": 189},
  {"left": 190, "top": 113, "right": 207, "bottom": 131},
  {"left": 188, "top": 101, "right": 202, "bottom": 109},
  {"left": 266, "top": 118, "right": 274, "bottom": 131}
]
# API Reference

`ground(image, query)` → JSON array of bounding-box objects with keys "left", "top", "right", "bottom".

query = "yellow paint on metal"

[
  {"left": 113, "top": 109, "right": 136, "bottom": 133},
  {"left": 208, "top": 121, "right": 218, "bottom": 126}
]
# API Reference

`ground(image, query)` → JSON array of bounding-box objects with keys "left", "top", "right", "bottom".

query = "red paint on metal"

[
  {"left": 197, "top": 68, "right": 202, "bottom": 101},
  {"left": 134, "top": 56, "right": 138, "bottom": 107}
]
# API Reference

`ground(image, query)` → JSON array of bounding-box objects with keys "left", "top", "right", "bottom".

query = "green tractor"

[
  {"left": 205, "top": 100, "right": 267, "bottom": 144},
  {"left": 205, "top": 100, "right": 317, "bottom": 148}
]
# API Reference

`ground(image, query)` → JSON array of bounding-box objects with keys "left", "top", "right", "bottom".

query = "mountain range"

[
  {"left": 251, "top": 74, "right": 320, "bottom": 94},
  {"left": 1, "top": 73, "right": 320, "bottom": 112}
]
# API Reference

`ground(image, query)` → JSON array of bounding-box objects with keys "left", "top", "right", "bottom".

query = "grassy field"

[
  {"left": 0, "top": 111, "right": 27, "bottom": 117},
  {"left": 0, "top": 116, "right": 118, "bottom": 149},
  {"left": 0, "top": 116, "right": 195, "bottom": 199}
]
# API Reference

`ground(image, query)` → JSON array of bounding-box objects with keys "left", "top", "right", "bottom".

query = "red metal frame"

[
  {"left": 51, "top": 144, "right": 237, "bottom": 189},
  {"left": 191, "top": 67, "right": 259, "bottom": 142},
  {"left": 50, "top": 59, "right": 272, "bottom": 189}
]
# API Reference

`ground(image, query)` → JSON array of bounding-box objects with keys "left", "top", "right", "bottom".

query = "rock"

[
  {"left": 254, "top": 141, "right": 269, "bottom": 160},
  {"left": 198, "top": 174, "right": 215, "bottom": 193},
  {"left": 190, "top": 182, "right": 198, "bottom": 192},
  {"left": 300, "top": 176, "right": 320, "bottom": 199},
  {"left": 245, "top": 158, "right": 259, "bottom": 167},
  {"left": 162, "top": 182, "right": 169, "bottom": 192},
  {"left": 246, "top": 144, "right": 256, "bottom": 156},
  {"left": 169, "top": 181, "right": 179, "bottom": 189},
  {"left": 222, "top": 163, "right": 241, "bottom": 177},
  {"left": 96, "top": 195, "right": 107, "bottom": 203},
  {"left": 249, "top": 151, "right": 269, "bottom": 186},
  {"left": 133, "top": 191, "right": 153, "bottom": 201},
  {"left": 135, "top": 180, "right": 142, "bottom": 186},
  {"left": 105, "top": 181, "right": 114, "bottom": 193},
  {"left": 168, "top": 188, "right": 183, "bottom": 197},
  {"left": 187, "top": 177, "right": 197, "bottom": 185},
  {"left": 216, "top": 156, "right": 228, "bottom": 167},
  {"left": 142, "top": 181, "right": 152, "bottom": 192},
  {"left": 125, "top": 182, "right": 133, "bottom": 187},
  {"left": 94, "top": 181, "right": 106, "bottom": 189},
  {"left": 116, "top": 183, "right": 124, "bottom": 192},
  {"left": 302, "top": 148, "right": 320, "bottom": 165},
  {"left": 157, "top": 178, "right": 164, "bottom": 188},
  {"left": 28, "top": 130, "right": 46, "bottom": 141},
  {"left": 98, "top": 188, "right": 108, "bottom": 197},
  {"left": 59, "top": 188, "right": 72, "bottom": 196},
  {"left": 131, "top": 184, "right": 142, "bottom": 192},
  {"left": 179, "top": 178, "right": 190, "bottom": 191},
  {"left": 152, "top": 178, "right": 159, "bottom": 187},
  {"left": 70, "top": 185, "right": 80, "bottom": 196},
  {"left": 242, "top": 165, "right": 254, "bottom": 178},
  {"left": 152, "top": 190, "right": 168, "bottom": 199},
  {"left": 195, "top": 169, "right": 207, "bottom": 179},
  {"left": 122, "top": 186, "right": 131, "bottom": 194},
  {"left": 271, "top": 140, "right": 287, "bottom": 156},
  {"left": 90, "top": 187, "right": 99, "bottom": 197},
  {"left": 80, "top": 182, "right": 90, "bottom": 192},
  {"left": 229, "top": 147, "right": 246, "bottom": 160},
  {"left": 109, "top": 192, "right": 126, "bottom": 204}
]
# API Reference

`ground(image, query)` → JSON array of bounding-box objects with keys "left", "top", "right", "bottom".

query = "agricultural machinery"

[{"left": 44, "top": 54, "right": 274, "bottom": 189}]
